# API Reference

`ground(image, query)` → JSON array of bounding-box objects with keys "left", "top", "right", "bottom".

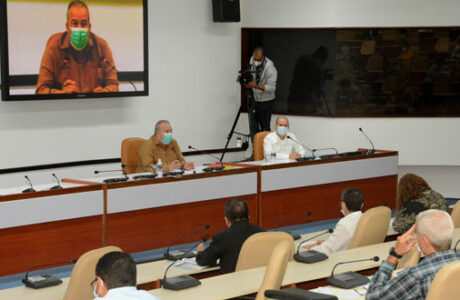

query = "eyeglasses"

[{"left": 90, "top": 278, "right": 97, "bottom": 289}]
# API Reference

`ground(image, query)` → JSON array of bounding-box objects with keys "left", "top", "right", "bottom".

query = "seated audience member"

[
  {"left": 263, "top": 116, "right": 306, "bottom": 160},
  {"left": 195, "top": 198, "right": 265, "bottom": 273},
  {"left": 393, "top": 173, "right": 447, "bottom": 234},
  {"left": 304, "top": 187, "right": 364, "bottom": 254},
  {"left": 136, "top": 120, "right": 194, "bottom": 173},
  {"left": 92, "top": 251, "right": 160, "bottom": 300},
  {"left": 366, "top": 209, "right": 457, "bottom": 300}
]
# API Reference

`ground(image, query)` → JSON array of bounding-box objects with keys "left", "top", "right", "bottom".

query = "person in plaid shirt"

[{"left": 366, "top": 209, "right": 458, "bottom": 300}]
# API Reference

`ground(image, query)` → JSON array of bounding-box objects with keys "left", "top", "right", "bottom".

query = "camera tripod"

[{"left": 220, "top": 88, "right": 256, "bottom": 162}]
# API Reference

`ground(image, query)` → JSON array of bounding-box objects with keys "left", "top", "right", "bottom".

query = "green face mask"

[{"left": 70, "top": 28, "right": 89, "bottom": 50}]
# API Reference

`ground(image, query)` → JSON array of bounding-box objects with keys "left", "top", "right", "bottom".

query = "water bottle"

[
  {"left": 270, "top": 152, "right": 276, "bottom": 163},
  {"left": 157, "top": 159, "right": 163, "bottom": 178}
]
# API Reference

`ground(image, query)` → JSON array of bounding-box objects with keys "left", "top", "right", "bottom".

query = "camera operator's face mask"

[{"left": 254, "top": 60, "right": 262, "bottom": 67}]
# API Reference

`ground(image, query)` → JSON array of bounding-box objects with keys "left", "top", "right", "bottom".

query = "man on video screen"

[{"left": 36, "top": 0, "right": 119, "bottom": 94}]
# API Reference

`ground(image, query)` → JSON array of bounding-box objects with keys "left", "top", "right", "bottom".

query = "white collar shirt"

[
  {"left": 94, "top": 286, "right": 161, "bottom": 300},
  {"left": 263, "top": 131, "right": 306, "bottom": 160},
  {"left": 311, "top": 211, "right": 363, "bottom": 254}
]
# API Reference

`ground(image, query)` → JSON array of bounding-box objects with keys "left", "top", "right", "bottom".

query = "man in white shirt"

[
  {"left": 92, "top": 251, "right": 160, "bottom": 300},
  {"left": 263, "top": 116, "right": 306, "bottom": 160},
  {"left": 304, "top": 188, "right": 364, "bottom": 254}
]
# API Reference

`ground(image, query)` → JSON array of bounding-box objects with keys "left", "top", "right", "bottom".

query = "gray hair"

[
  {"left": 416, "top": 209, "right": 454, "bottom": 251},
  {"left": 275, "top": 116, "right": 289, "bottom": 126},
  {"left": 154, "top": 120, "right": 170, "bottom": 134}
]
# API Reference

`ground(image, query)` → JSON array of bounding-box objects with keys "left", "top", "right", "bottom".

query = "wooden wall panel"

[
  {"left": 106, "top": 194, "right": 258, "bottom": 253},
  {"left": 259, "top": 175, "right": 397, "bottom": 229},
  {"left": 0, "top": 216, "right": 103, "bottom": 276}
]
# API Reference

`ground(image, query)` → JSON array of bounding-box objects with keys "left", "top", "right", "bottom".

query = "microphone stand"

[
  {"left": 294, "top": 229, "right": 333, "bottom": 264},
  {"left": 162, "top": 239, "right": 206, "bottom": 290},
  {"left": 327, "top": 256, "right": 380, "bottom": 289}
]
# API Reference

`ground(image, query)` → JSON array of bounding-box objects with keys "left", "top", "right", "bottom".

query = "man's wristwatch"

[{"left": 389, "top": 247, "right": 403, "bottom": 259}]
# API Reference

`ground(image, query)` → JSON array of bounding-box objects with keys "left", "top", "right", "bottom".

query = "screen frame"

[{"left": 0, "top": 0, "right": 149, "bottom": 101}]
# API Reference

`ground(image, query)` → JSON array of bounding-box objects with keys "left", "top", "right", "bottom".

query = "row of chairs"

[{"left": 54, "top": 200, "right": 460, "bottom": 299}]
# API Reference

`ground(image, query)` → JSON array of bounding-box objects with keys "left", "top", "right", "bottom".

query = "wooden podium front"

[{"left": 245, "top": 150, "right": 398, "bottom": 228}]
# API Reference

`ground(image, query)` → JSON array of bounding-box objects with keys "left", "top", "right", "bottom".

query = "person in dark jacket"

[
  {"left": 393, "top": 173, "right": 448, "bottom": 234},
  {"left": 195, "top": 198, "right": 264, "bottom": 273}
]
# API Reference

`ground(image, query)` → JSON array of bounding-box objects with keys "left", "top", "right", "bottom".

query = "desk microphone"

[
  {"left": 22, "top": 175, "right": 36, "bottom": 193},
  {"left": 359, "top": 127, "right": 376, "bottom": 154},
  {"left": 120, "top": 164, "right": 157, "bottom": 180},
  {"left": 93, "top": 169, "right": 129, "bottom": 183},
  {"left": 274, "top": 212, "right": 312, "bottom": 240},
  {"left": 101, "top": 58, "right": 137, "bottom": 92},
  {"left": 23, "top": 258, "right": 77, "bottom": 289},
  {"left": 313, "top": 147, "right": 339, "bottom": 155},
  {"left": 286, "top": 136, "right": 315, "bottom": 160},
  {"left": 294, "top": 229, "right": 333, "bottom": 264},
  {"left": 164, "top": 225, "right": 210, "bottom": 261},
  {"left": 188, "top": 146, "right": 225, "bottom": 172},
  {"left": 162, "top": 238, "right": 205, "bottom": 290},
  {"left": 327, "top": 256, "right": 379, "bottom": 289},
  {"left": 49, "top": 173, "right": 63, "bottom": 190}
]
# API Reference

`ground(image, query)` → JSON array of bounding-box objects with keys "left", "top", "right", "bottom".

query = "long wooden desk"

[
  {"left": 0, "top": 151, "right": 397, "bottom": 277},
  {"left": 244, "top": 150, "right": 398, "bottom": 228},
  {"left": 150, "top": 228, "right": 460, "bottom": 300},
  {"left": 0, "top": 182, "right": 104, "bottom": 277}
]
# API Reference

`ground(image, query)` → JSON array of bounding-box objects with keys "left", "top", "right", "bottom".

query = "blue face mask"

[
  {"left": 277, "top": 126, "right": 288, "bottom": 136},
  {"left": 162, "top": 133, "right": 172, "bottom": 145}
]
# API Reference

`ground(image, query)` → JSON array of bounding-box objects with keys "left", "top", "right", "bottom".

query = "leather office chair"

[
  {"left": 121, "top": 137, "right": 146, "bottom": 174},
  {"left": 450, "top": 201, "right": 460, "bottom": 228},
  {"left": 254, "top": 240, "right": 291, "bottom": 300},
  {"left": 62, "top": 246, "right": 122, "bottom": 300},
  {"left": 348, "top": 206, "right": 391, "bottom": 249},
  {"left": 253, "top": 131, "right": 271, "bottom": 161},
  {"left": 396, "top": 244, "right": 420, "bottom": 269},
  {"left": 235, "top": 232, "right": 294, "bottom": 271},
  {"left": 426, "top": 261, "right": 460, "bottom": 300}
]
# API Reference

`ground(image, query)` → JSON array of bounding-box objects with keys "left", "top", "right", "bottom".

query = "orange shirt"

[
  {"left": 136, "top": 135, "right": 186, "bottom": 173},
  {"left": 36, "top": 31, "right": 119, "bottom": 94}
]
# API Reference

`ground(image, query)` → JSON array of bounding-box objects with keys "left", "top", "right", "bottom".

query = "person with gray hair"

[
  {"left": 263, "top": 116, "right": 306, "bottom": 160},
  {"left": 366, "top": 209, "right": 458, "bottom": 300},
  {"left": 136, "top": 120, "right": 194, "bottom": 173}
]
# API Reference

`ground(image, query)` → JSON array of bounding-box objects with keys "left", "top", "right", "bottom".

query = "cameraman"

[{"left": 245, "top": 47, "right": 278, "bottom": 132}]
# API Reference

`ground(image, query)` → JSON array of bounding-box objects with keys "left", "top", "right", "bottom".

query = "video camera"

[{"left": 238, "top": 69, "right": 254, "bottom": 86}]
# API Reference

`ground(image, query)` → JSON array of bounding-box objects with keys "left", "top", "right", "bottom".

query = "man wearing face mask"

[
  {"left": 245, "top": 47, "right": 278, "bottom": 133},
  {"left": 136, "top": 120, "right": 194, "bottom": 173},
  {"left": 36, "top": 0, "right": 118, "bottom": 94},
  {"left": 92, "top": 251, "right": 160, "bottom": 300},
  {"left": 366, "top": 209, "right": 458, "bottom": 300},
  {"left": 303, "top": 188, "right": 364, "bottom": 254},
  {"left": 263, "top": 116, "right": 305, "bottom": 160}
]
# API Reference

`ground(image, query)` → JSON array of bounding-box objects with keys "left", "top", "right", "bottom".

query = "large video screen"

[
  {"left": 0, "top": 0, "right": 148, "bottom": 101},
  {"left": 242, "top": 28, "right": 460, "bottom": 117}
]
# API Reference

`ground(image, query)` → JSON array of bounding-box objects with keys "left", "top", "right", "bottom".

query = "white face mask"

[
  {"left": 417, "top": 243, "right": 424, "bottom": 256},
  {"left": 340, "top": 209, "right": 346, "bottom": 216},
  {"left": 254, "top": 61, "right": 262, "bottom": 67},
  {"left": 93, "top": 284, "right": 99, "bottom": 298}
]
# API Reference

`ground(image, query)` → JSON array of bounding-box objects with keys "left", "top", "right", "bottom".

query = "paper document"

[
  {"left": 173, "top": 258, "right": 208, "bottom": 271},
  {"left": 311, "top": 286, "right": 366, "bottom": 299}
]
